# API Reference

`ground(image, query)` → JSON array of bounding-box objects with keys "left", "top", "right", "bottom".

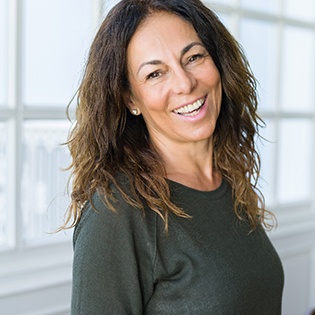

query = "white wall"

[
  {"left": 0, "top": 243, "right": 72, "bottom": 315},
  {"left": 272, "top": 210, "right": 315, "bottom": 314}
]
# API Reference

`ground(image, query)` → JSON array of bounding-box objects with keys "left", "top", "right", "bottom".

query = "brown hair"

[{"left": 64, "top": 0, "right": 274, "bottom": 230}]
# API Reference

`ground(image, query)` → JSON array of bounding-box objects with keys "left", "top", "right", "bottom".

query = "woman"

[{"left": 66, "top": 0, "right": 284, "bottom": 313}]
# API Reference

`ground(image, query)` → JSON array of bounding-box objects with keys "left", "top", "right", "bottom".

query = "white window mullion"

[
  {"left": 271, "top": 14, "right": 284, "bottom": 210},
  {"left": 6, "top": 0, "right": 23, "bottom": 250}
]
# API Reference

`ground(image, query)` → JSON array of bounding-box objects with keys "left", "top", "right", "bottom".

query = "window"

[
  {"left": 0, "top": 0, "right": 95, "bottom": 249},
  {"left": 207, "top": 0, "right": 315, "bottom": 214},
  {"left": 0, "top": 0, "right": 105, "bottom": 313}
]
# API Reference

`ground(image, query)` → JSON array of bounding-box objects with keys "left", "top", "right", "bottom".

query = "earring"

[{"left": 131, "top": 109, "right": 138, "bottom": 115}]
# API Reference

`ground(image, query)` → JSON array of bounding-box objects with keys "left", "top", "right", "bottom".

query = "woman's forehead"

[{"left": 128, "top": 12, "right": 199, "bottom": 54}]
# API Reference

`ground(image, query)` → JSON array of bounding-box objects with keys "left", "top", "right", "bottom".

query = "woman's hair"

[{"left": 64, "top": 0, "right": 274, "bottom": 230}]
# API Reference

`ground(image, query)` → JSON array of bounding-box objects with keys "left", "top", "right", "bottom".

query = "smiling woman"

[{"left": 65, "top": 0, "right": 284, "bottom": 313}]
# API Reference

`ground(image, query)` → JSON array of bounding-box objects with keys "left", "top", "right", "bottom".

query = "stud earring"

[{"left": 131, "top": 109, "right": 138, "bottom": 115}]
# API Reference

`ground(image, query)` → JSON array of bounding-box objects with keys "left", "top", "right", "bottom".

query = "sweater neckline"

[{"left": 167, "top": 177, "right": 229, "bottom": 200}]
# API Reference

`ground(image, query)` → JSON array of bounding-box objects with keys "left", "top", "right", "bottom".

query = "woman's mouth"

[{"left": 173, "top": 98, "right": 205, "bottom": 117}]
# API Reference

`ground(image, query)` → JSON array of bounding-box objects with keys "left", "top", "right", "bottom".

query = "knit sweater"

[{"left": 71, "top": 179, "right": 284, "bottom": 314}]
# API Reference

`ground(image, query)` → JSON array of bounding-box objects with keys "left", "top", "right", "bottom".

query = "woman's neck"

[{"left": 152, "top": 137, "right": 222, "bottom": 191}]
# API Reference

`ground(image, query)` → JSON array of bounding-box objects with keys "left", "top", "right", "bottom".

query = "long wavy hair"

[{"left": 64, "top": 0, "right": 274, "bottom": 231}]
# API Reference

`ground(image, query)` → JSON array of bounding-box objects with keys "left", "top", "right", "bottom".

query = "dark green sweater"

[{"left": 71, "top": 179, "right": 284, "bottom": 314}]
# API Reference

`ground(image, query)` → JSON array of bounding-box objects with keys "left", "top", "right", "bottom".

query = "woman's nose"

[{"left": 170, "top": 67, "right": 197, "bottom": 95}]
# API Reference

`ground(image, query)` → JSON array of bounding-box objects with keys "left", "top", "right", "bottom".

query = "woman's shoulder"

[
  {"left": 80, "top": 174, "right": 140, "bottom": 217},
  {"left": 73, "top": 182, "right": 157, "bottom": 245}
]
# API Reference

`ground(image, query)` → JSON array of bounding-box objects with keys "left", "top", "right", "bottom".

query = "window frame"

[{"left": 0, "top": 0, "right": 105, "bottom": 306}]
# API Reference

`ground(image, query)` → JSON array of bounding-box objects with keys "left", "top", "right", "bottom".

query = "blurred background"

[{"left": 0, "top": 0, "right": 314, "bottom": 314}]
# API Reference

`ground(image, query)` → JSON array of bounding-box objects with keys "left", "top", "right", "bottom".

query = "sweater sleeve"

[{"left": 71, "top": 192, "right": 155, "bottom": 314}]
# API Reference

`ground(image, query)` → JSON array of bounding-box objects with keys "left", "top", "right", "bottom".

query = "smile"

[{"left": 173, "top": 98, "right": 205, "bottom": 117}]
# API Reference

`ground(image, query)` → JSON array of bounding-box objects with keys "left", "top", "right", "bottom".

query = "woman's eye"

[
  {"left": 187, "top": 53, "right": 207, "bottom": 64},
  {"left": 146, "top": 71, "right": 161, "bottom": 80}
]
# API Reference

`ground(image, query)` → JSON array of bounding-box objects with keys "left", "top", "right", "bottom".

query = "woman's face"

[{"left": 126, "top": 12, "right": 222, "bottom": 148}]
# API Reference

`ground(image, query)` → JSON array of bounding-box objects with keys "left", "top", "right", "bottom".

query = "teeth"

[{"left": 174, "top": 98, "right": 205, "bottom": 115}]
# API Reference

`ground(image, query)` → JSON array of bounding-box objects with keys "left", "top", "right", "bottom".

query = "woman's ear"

[{"left": 124, "top": 93, "right": 141, "bottom": 116}]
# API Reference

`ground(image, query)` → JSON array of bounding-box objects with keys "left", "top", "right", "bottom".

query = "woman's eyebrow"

[
  {"left": 136, "top": 42, "right": 205, "bottom": 75},
  {"left": 137, "top": 60, "right": 163, "bottom": 75},
  {"left": 181, "top": 41, "right": 205, "bottom": 56}
]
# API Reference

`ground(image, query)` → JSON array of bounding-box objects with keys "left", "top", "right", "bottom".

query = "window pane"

[
  {"left": 277, "top": 119, "right": 313, "bottom": 204},
  {"left": 257, "top": 120, "right": 276, "bottom": 206},
  {"left": 0, "top": 123, "right": 9, "bottom": 248},
  {"left": 280, "top": 27, "right": 315, "bottom": 113},
  {"left": 284, "top": 0, "right": 315, "bottom": 22},
  {"left": 0, "top": 0, "right": 8, "bottom": 106},
  {"left": 240, "top": 19, "right": 278, "bottom": 111},
  {"left": 22, "top": 0, "right": 93, "bottom": 107},
  {"left": 241, "top": 0, "right": 279, "bottom": 14},
  {"left": 21, "top": 120, "right": 72, "bottom": 245}
]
